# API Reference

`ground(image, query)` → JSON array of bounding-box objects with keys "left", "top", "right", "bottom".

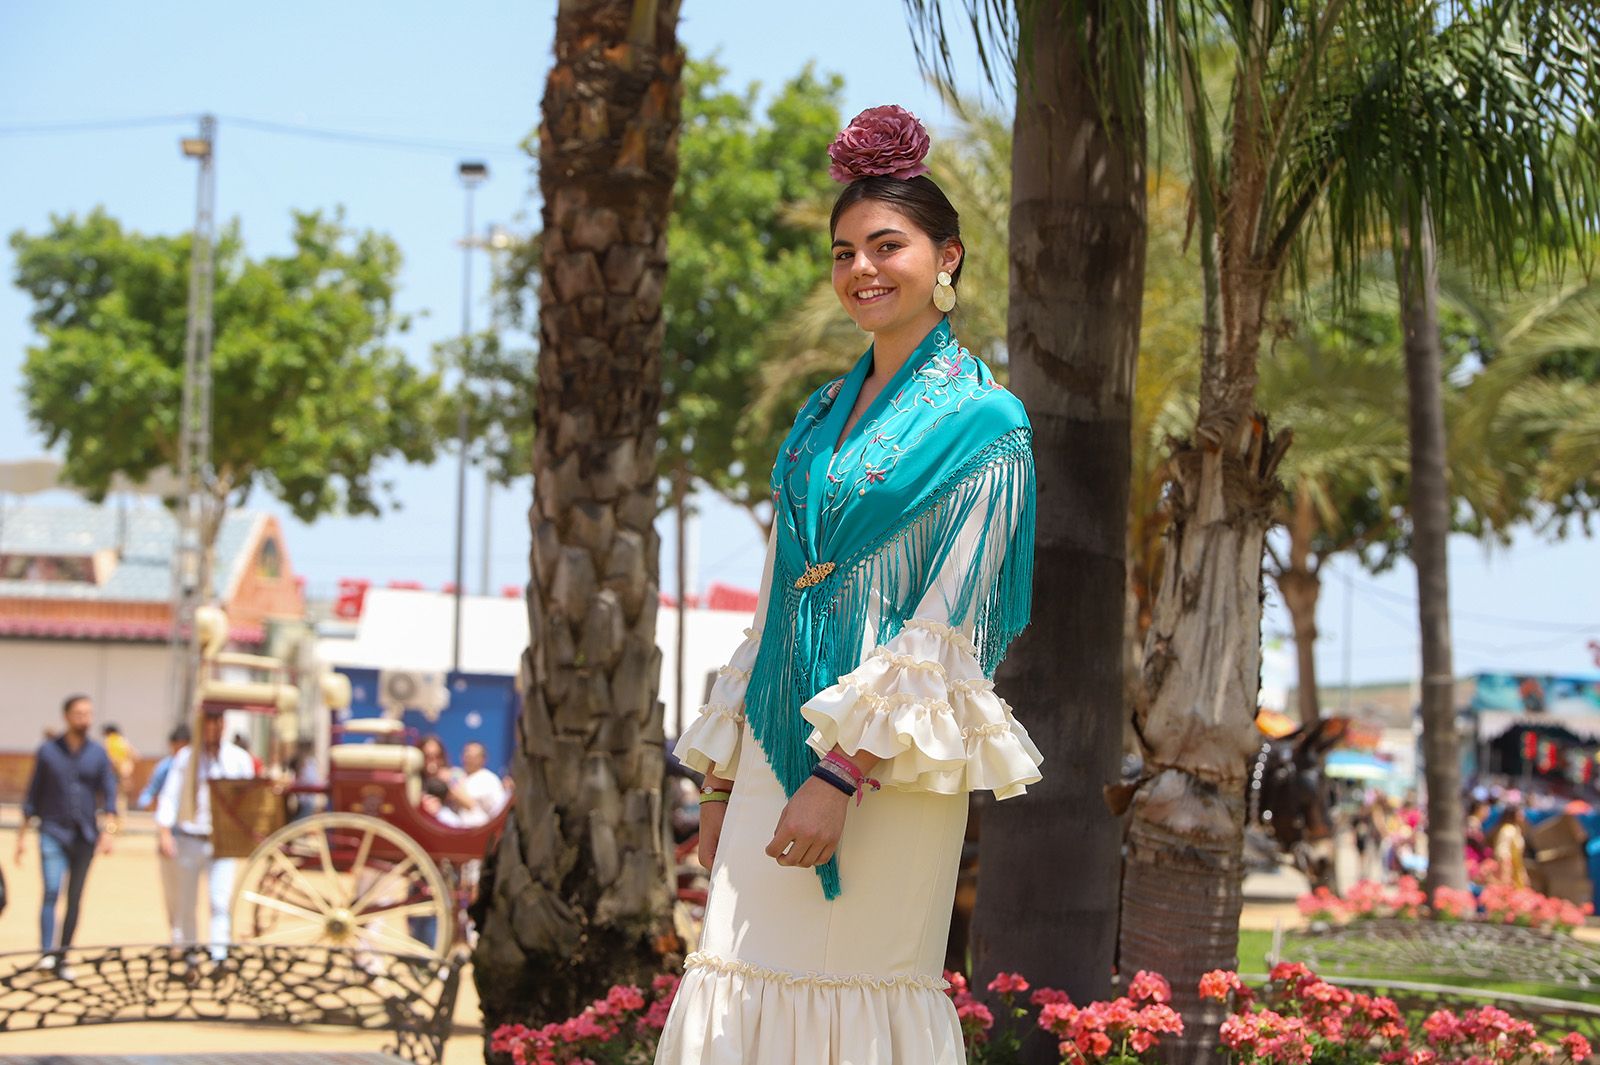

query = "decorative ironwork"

[
  {"left": 0, "top": 944, "right": 461, "bottom": 1065},
  {"left": 1282, "top": 918, "right": 1600, "bottom": 989},
  {"left": 1245, "top": 971, "right": 1600, "bottom": 1041}
]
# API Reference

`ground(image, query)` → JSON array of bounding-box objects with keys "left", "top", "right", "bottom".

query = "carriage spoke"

[
  {"left": 349, "top": 857, "right": 417, "bottom": 916},
  {"left": 348, "top": 828, "right": 377, "bottom": 893},
  {"left": 358, "top": 921, "right": 435, "bottom": 958},
  {"left": 240, "top": 890, "right": 327, "bottom": 924},
  {"left": 315, "top": 832, "right": 339, "bottom": 894},
  {"left": 352, "top": 901, "right": 442, "bottom": 925},
  {"left": 251, "top": 919, "right": 326, "bottom": 947},
  {"left": 269, "top": 846, "right": 338, "bottom": 914}
]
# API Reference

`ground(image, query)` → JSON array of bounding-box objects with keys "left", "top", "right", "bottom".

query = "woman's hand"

[
  {"left": 698, "top": 800, "right": 728, "bottom": 869},
  {"left": 766, "top": 776, "right": 850, "bottom": 869}
]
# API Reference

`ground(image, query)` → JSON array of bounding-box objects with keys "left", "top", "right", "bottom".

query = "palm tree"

[
  {"left": 472, "top": 0, "right": 684, "bottom": 1039},
  {"left": 1124, "top": 3, "right": 1600, "bottom": 1046}
]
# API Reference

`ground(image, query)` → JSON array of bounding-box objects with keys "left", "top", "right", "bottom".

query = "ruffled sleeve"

[
  {"left": 672, "top": 524, "right": 778, "bottom": 780},
  {"left": 799, "top": 453, "right": 1042, "bottom": 800}
]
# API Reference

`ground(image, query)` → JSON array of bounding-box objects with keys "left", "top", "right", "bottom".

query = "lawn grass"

[{"left": 1237, "top": 926, "right": 1592, "bottom": 1004}]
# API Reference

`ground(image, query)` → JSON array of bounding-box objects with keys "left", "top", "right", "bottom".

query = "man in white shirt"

[
  {"left": 460, "top": 742, "right": 507, "bottom": 820},
  {"left": 154, "top": 711, "right": 256, "bottom": 959}
]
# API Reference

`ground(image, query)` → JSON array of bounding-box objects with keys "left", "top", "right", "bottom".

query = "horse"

[{"left": 1244, "top": 715, "right": 1346, "bottom": 893}]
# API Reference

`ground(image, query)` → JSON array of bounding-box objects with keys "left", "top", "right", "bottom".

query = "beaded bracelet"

[{"left": 809, "top": 762, "right": 857, "bottom": 798}]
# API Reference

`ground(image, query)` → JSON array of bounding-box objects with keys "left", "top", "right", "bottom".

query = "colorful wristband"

[
  {"left": 809, "top": 763, "right": 857, "bottom": 798},
  {"left": 698, "top": 790, "right": 732, "bottom": 805}
]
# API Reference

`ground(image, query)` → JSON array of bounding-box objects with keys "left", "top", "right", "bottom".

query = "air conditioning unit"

[{"left": 377, "top": 669, "right": 449, "bottom": 721}]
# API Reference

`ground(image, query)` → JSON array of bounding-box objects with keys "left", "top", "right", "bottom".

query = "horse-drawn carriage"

[{"left": 187, "top": 608, "right": 509, "bottom": 960}]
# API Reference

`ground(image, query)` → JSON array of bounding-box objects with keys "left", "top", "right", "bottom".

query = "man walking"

[
  {"left": 154, "top": 710, "right": 254, "bottom": 960},
  {"left": 14, "top": 694, "right": 121, "bottom": 972},
  {"left": 138, "top": 723, "right": 192, "bottom": 936}
]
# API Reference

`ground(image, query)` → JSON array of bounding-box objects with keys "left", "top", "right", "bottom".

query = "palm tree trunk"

[
  {"left": 1398, "top": 204, "right": 1469, "bottom": 894},
  {"left": 970, "top": 0, "right": 1145, "bottom": 1036},
  {"left": 473, "top": 0, "right": 684, "bottom": 1042},
  {"left": 1121, "top": 409, "right": 1284, "bottom": 1065},
  {"left": 1275, "top": 490, "right": 1323, "bottom": 723}
]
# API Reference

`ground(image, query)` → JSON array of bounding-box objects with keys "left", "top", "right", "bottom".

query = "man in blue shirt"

[{"left": 14, "top": 694, "right": 120, "bottom": 965}]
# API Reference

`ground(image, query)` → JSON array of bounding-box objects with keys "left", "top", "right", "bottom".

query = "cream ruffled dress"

[{"left": 655, "top": 517, "right": 1043, "bottom": 1065}]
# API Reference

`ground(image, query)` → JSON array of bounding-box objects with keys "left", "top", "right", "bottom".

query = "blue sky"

[{"left": 2, "top": 1, "right": 1596, "bottom": 691}]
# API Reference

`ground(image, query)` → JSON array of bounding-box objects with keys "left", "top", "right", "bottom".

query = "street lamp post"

[
  {"left": 477, "top": 223, "right": 510, "bottom": 597},
  {"left": 169, "top": 114, "right": 216, "bottom": 733},
  {"left": 452, "top": 161, "right": 488, "bottom": 677}
]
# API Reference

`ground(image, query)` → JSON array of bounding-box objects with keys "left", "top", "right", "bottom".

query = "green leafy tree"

[
  {"left": 12, "top": 207, "right": 441, "bottom": 570},
  {"left": 661, "top": 58, "right": 844, "bottom": 526}
]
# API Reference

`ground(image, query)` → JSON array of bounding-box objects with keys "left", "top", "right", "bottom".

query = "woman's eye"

[{"left": 878, "top": 243, "right": 901, "bottom": 253}]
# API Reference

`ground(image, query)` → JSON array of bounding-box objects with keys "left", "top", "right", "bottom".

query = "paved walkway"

[{"left": 0, "top": 818, "right": 483, "bottom": 1063}]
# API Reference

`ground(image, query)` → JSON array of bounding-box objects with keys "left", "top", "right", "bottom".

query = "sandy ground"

[{"left": 0, "top": 813, "right": 485, "bottom": 1062}]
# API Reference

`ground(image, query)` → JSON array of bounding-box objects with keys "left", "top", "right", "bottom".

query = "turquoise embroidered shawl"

[{"left": 750, "top": 317, "right": 1036, "bottom": 898}]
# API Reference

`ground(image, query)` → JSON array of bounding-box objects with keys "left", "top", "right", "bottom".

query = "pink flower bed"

[
  {"left": 1295, "top": 879, "right": 1592, "bottom": 933},
  {"left": 1205, "top": 963, "right": 1593, "bottom": 1065},
  {"left": 488, "top": 962, "right": 1594, "bottom": 1065},
  {"left": 490, "top": 975, "right": 678, "bottom": 1065}
]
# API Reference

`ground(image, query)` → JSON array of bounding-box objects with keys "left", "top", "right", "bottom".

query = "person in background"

[
  {"left": 1464, "top": 797, "right": 1492, "bottom": 865},
  {"left": 101, "top": 724, "right": 137, "bottom": 809},
  {"left": 14, "top": 694, "right": 120, "bottom": 975},
  {"left": 138, "top": 725, "right": 192, "bottom": 810},
  {"left": 155, "top": 710, "right": 255, "bottom": 961},
  {"left": 138, "top": 724, "right": 192, "bottom": 938},
  {"left": 231, "top": 734, "right": 263, "bottom": 776},
  {"left": 1490, "top": 805, "right": 1530, "bottom": 889},
  {"left": 459, "top": 742, "right": 508, "bottom": 821},
  {"left": 286, "top": 738, "right": 324, "bottom": 820}
]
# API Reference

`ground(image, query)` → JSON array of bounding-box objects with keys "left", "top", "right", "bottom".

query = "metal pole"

[
  {"left": 451, "top": 168, "right": 481, "bottom": 676},
  {"left": 481, "top": 468, "right": 492, "bottom": 597},
  {"left": 170, "top": 114, "right": 216, "bottom": 727},
  {"left": 172, "top": 114, "right": 217, "bottom": 825},
  {"left": 1341, "top": 566, "right": 1354, "bottom": 716},
  {"left": 674, "top": 465, "right": 687, "bottom": 737}
]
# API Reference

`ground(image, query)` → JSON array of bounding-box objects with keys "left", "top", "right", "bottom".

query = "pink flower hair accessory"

[{"left": 828, "top": 105, "right": 932, "bottom": 183}]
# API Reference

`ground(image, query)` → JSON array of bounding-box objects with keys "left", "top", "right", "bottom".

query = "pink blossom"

[
  {"left": 987, "top": 971, "right": 1030, "bottom": 995},
  {"left": 1127, "top": 969, "right": 1172, "bottom": 1004},
  {"left": 827, "top": 105, "right": 932, "bottom": 183},
  {"left": 1032, "top": 986, "right": 1072, "bottom": 1008},
  {"left": 1563, "top": 1033, "right": 1592, "bottom": 1061},
  {"left": 1199, "top": 969, "right": 1247, "bottom": 1002}
]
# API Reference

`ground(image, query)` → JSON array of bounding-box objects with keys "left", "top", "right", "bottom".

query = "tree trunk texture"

[
  {"left": 1119, "top": 30, "right": 1297, "bottom": 1057},
  {"left": 1275, "top": 490, "right": 1322, "bottom": 723},
  {"left": 1398, "top": 205, "right": 1469, "bottom": 895},
  {"left": 473, "top": 0, "right": 684, "bottom": 1044},
  {"left": 969, "top": 2, "right": 1145, "bottom": 1052},
  {"left": 1123, "top": 420, "right": 1285, "bottom": 1065}
]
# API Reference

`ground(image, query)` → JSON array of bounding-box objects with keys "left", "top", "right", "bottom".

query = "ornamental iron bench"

[{"left": 0, "top": 944, "right": 461, "bottom": 1065}]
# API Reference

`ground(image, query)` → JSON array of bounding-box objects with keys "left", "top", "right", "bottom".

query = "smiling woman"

[{"left": 655, "top": 107, "right": 1040, "bottom": 1065}]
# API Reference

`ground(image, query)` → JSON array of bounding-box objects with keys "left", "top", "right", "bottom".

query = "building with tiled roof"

[{"left": 0, "top": 502, "right": 305, "bottom": 769}]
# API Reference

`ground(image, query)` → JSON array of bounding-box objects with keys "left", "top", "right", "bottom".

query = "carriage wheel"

[{"left": 231, "top": 812, "right": 453, "bottom": 960}]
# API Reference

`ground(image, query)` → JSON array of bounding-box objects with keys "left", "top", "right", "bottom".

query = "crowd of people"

[
  {"left": 1341, "top": 783, "right": 1588, "bottom": 890},
  {"left": 10, "top": 692, "right": 510, "bottom": 972}
]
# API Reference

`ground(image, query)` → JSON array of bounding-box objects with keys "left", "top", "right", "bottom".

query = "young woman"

[{"left": 656, "top": 106, "right": 1041, "bottom": 1065}]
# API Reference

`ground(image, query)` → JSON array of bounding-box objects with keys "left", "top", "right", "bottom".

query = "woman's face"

[{"left": 831, "top": 199, "right": 960, "bottom": 336}]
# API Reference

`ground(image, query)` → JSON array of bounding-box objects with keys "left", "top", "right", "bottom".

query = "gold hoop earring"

[{"left": 933, "top": 271, "right": 956, "bottom": 313}]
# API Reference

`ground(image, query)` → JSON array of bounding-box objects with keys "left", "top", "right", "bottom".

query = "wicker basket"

[{"left": 209, "top": 778, "right": 287, "bottom": 859}]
